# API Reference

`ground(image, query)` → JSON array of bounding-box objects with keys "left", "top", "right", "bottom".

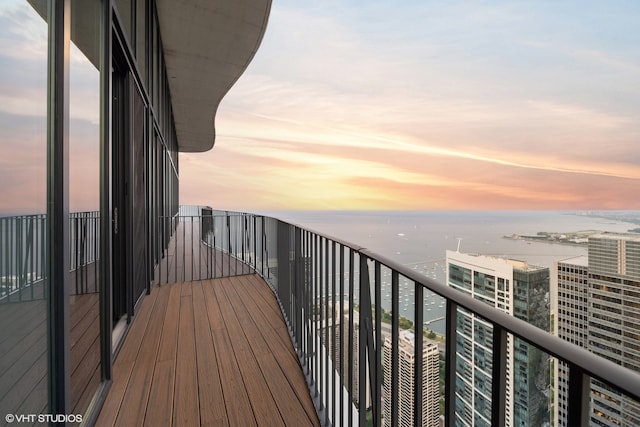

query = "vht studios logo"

[{"left": 5, "top": 414, "right": 83, "bottom": 423}]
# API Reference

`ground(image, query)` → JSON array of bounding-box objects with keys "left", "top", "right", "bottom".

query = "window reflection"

[
  {"left": 0, "top": 0, "right": 49, "bottom": 417},
  {"left": 69, "top": 0, "right": 102, "bottom": 414}
]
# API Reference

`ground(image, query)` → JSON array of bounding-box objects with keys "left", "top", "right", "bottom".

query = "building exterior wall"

[
  {"left": 554, "top": 256, "right": 589, "bottom": 427},
  {"left": 555, "top": 234, "right": 640, "bottom": 427},
  {"left": 0, "top": 0, "right": 183, "bottom": 421},
  {"left": 382, "top": 330, "right": 440, "bottom": 427},
  {"left": 587, "top": 234, "right": 640, "bottom": 427},
  {"left": 446, "top": 251, "right": 550, "bottom": 427}
]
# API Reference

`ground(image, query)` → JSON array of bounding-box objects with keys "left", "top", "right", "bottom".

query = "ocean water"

[{"left": 261, "top": 210, "right": 639, "bottom": 334}]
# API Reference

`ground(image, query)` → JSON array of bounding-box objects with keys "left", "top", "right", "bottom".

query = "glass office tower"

[{"left": 446, "top": 250, "right": 551, "bottom": 427}]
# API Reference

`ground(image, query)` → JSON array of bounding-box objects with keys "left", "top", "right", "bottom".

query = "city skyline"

[{"left": 179, "top": 1, "right": 640, "bottom": 211}]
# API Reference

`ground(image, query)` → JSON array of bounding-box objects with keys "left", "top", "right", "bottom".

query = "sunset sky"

[
  {"left": 180, "top": 1, "right": 640, "bottom": 211},
  {"left": 1, "top": 2, "right": 639, "bottom": 214}
]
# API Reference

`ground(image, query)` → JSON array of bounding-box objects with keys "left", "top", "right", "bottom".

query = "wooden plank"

[
  {"left": 15, "top": 373, "right": 48, "bottom": 417},
  {"left": 225, "top": 277, "right": 320, "bottom": 426},
  {"left": 180, "top": 281, "right": 193, "bottom": 297},
  {"left": 69, "top": 314, "right": 100, "bottom": 411},
  {"left": 213, "top": 279, "right": 286, "bottom": 427},
  {"left": 96, "top": 276, "right": 321, "bottom": 427},
  {"left": 238, "top": 276, "right": 299, "bottom": 359},
  {"left": 173, "top": 291, "right": 200, "bottom": 427},
  {"left": 0, "top": 343, "right": 47, "bottom": 418},
  {"left": 235, "top": 275, "right": 319, "bottom": 423},
  {"left": 95, "top": 284, "right": 161, "bottom": 427},
  {"left": 202, "top": 280, "right": 225, "bottom": 331},
  {"left": 69, "top": 292, "right": 97, "bottom": 329},
  {"left": 69, "top": 293, "right": 99, "bottom": 348},
  {"left": 203, "top": 281, "right": 257, "bottom": 427},
  {"left": 143, "top": 283, "right": 181, "bottom": 427},
  {"left": 72, "top": 364, "right": 100, "bottom": 414},
  {"left": 0, "top": 326, "right": 47, "bottom": 401},
  {"left": 236, "top": 275, "right": 317, "bottom": 417},
  {"left": 210, "top": 327, "right": 258, "bottom": 427},
  {"left": 0, "top": 300, "right": 46, "bottom": 352},
  {"left": 0, "top": 311, "right": 46, "bottom": 373},
  {"left": 114, "top": 284, "right": 170, "bottom": 427},
  {"left": 191, "top": 281, "right": 228, "bottom": 426}
]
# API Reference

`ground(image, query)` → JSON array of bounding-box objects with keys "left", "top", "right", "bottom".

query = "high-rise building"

[
  {"left": 554, "top": 255, "right": 589, "bottom": 426},
  {"left": 321, "top": 303, "right": 366, "bottom": 405},
  {"left": 446, "top": 251, "right": 551, "bottom": 427},
  {"left": 555, "top": 233, "right": 640, "bottom": 426},
  {"left": 382, "top": 330, "right": 440, "bottom": 427}
]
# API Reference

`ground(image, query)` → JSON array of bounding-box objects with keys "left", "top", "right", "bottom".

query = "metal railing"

[
  {"left": 0, "top": 214, "right": 47, "bottom": 302},
  {"left": 161, "top": 207, "right": 640, "bottom": 427},
  {"left": 69, "top": 211, "right": 100, "bottom": 295},
  {"left": 0, "top": 212, "right": 100, "bottom": 302},
  {"left": 4, "top": 206, "right": 639, "bottom": 425},
  {"left": 154, "top": 209, "right": 259, "bottom": 285}
]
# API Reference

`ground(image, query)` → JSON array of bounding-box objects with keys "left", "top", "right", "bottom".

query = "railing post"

[
  {"left": 331, "top": 240, "right": 337, "bottom": 426},
  {"left": 323, "top": 237, "right": 330, "bottom": 425},
  {"left": 445, "top": 300, "right": 457, "bottom": 427},
  {"left": 358, "top": 255, "right": 378, "bottom": 427},
  {"left": 339, "top": 244, "right": 345, "bottom": 427},
  {"left": 374, "top": 262, "right": 382, "bottom": 427},
  {"left": 253, "top": 215, "right": 257, "bottom": 271},
  {"left": 276, "top": 220, "right": 291, "bottom": 328},
  {"left": 313, "top": 233, "right": 319, "bottom": 398},
  {"left": 295, "top": 227, "right": 303, "bottom": 358},
  {"left": 491, "top": 325, "right": 507, "bottom": 427},
  {"left": 414, "top": 283, "right": 423, "bottom": 427},
  {"left": 391, "top": 270, "right": 399, "bottom": 427},
  {"left": 567, "top": 364, "right": 591, "bottom": 427},
  {"left": 348, "top": 249, "right": 355, "bottom": 427}
]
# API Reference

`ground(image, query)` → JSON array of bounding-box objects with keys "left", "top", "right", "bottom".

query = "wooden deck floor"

[
  {"left": 154, "top": 219, "right": 254, "bottom": 285},
  {"left": 95, "top": 274, "right": 320, "bottom": 427}
]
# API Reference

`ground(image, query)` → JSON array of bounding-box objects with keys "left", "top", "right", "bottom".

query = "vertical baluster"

[
  {"left": 358, "top": 254, "right": 369, "bottom": 426},
  {"left": 331, "top": 240, "right": 336, "bottom": 426},
  {"left": 348, "top": 249, "right": 355, "bottom": 427},
  {"left": 339, "top": 244, "right": 345, "bottom": 427},
  {"left": 313, "top": 233, "right": 319, "bottom": 398},
  {"left": 391, "top": 270, "right": 399, "bottom": 427},
  {"left": 567, "top": 364, "right": 590, "bottom": 427},
  {"left": 324, "top": 238, "right": 329, "bottom": 425},
  {"left": 445, "top": 300, "right": 458, "bottom": 427},
  {"left": 491, "top": 325, "right": 507, "bottom": 427},
  {"left": 375, "top": 262, "right": 382, "bottom": 427},
  {"left": 414, "top": 283, "right": 423, "bottom": 427}
]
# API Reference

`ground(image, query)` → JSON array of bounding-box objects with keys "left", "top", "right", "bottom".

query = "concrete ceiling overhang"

[{"left": 156, "top": 0, "right": 271, "bottom": 153}]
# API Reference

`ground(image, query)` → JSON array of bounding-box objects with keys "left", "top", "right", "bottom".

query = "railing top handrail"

[{"left": 201, "top": 206, "right": 640, "bottom": 403}]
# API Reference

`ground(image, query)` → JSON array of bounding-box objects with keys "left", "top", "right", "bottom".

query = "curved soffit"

[{"left": 156, "top": 0, "right": 272, "bottom": 152}]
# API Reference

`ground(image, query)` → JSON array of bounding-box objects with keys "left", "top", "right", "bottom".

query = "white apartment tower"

[{"left": 382, "top": 330, "right": 440, "bottom": 427}]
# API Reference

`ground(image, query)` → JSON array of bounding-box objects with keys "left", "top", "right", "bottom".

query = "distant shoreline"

[{"left": 502, "top": 230, "right": 597, "bottom": 246}]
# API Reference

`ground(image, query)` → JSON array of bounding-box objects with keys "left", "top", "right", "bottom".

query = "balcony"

[
  {"left": 2, "top": 207, "right": 640, "bottom": 426},
  {"left": 95, "top": 276, "right": 319, "bottom": 426}
]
